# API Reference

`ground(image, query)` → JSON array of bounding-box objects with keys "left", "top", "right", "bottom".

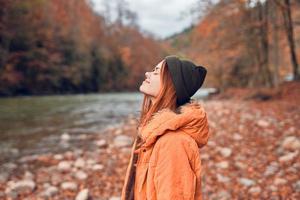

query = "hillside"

[{"left": 164, "top": 0, "right": 300, "bottom": 90}]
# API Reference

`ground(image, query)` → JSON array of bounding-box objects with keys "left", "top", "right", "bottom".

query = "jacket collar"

[{"left": 137, "top": 99, "right": 210, "bottom": 149}]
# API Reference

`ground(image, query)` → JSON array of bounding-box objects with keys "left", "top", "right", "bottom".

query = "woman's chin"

[
  {"left": 139, "top": 85, "right": 145, "bottom": 93},
  {"left": 139, "top": 85, "right": 150, "bottom": 95}
]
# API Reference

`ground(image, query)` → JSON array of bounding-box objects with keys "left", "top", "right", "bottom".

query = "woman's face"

[{"left": 139, "top": 60, "right": 163, "bottom": 98}]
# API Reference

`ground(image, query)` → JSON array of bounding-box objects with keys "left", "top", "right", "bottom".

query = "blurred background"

[{"left": 0, "top": 0, "right": 299, "bottom": 199}]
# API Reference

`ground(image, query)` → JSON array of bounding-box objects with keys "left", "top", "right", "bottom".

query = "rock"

[
  {"left": 293, "top": 180, "right": 300, "bottom": 192},
  {"left": 40, "top": 186, "right": 58, "bottom": 198},
  {"left": 264, "top": 162, "right": 279, "bottom": 177},
  {"left": 75, "top": 188, "right": 89, "bottom": 200},
  {"left": 86, "top": 159, "right": 97, "bottom": 166},
  {"left": 249, "top": 186, "right": 261, "bottom": 194},
  {"left": 92, "top": 164, "right": 104, "bottom": 171},
  {"left": 42, "top": 182, "right": 51, "bottom": 188},
  {"left": 61, "top": 132, "right": 71, "bottom": 141},
  {"left": 19, "top": 155, "right": 39, "bottom": 163},
  {"left": 115, "top": 128, "right": 123, "bottom": 135},
  {"left": 24, "top": 171, "right": 34, "bottom": 180},
  {"left": 95, "top": 139, "right": 107, "bottom": 148},
  {"left": 256, "top": 119, "right": 269, "bottom": 128},
  {"left": 53, "top": 154, "right": 63, "bottom": 160},
  {"left": 235, "top": 161, "right": 247, "bottom": 169},
  {"left": 282, "top": 136, "right": 300, "bottom": 151},
  {"left": 207, "top": 141, "right": 216, "bottom": 147},
  {"left": 233, "top": 133, "right": 243, "bottom": 141},
  {"left": 3, "top": 162, "right": 18, "bottom": 171},
  {"left": 61, "top": 181, "right": 78, "bottom": 191},
  {"left": 268, "top": 185, "right": 277, "bottom": 192},
  {"left": 78, "top": 134, "right": 87, "bottom": 140},
  {"left": 51, "top": 173, "right": 62, "bottom": 186},
  {"left": 64, "top": 151, "right": 74, "bottom": 159},
  {"left": 59, "top": 140, "right": 70, "bottom": 148},
  {"left": 214, "top": 190, "right": 231, "bottom": 200},
  {"left": 216, "top": 174, "right": 231, "bottom": 183},
  {"left": 9, "top": 148, "right": 20, "bottom": 156},
  {"left": 6, "top": 180, "right": 36, "bottom": 196},
  {"left": 74, "top": 158, "right": 86, "bottom": 168},
  {"left": 74, "top": 170, "right": 88, "bottom": 180},
  {"left": 239, "top": 178, "right": 256, "bottom": 187},
  {"left": 279, "top": 151, "right": 298, "bottom": 163},
  {"left": 0, "top": 191, "right": 5, "bottom": 198},
  {"left": 200, "top": 153, "right": 210, "bottom": 160},
  {"left": 0, "top": 173, "right": 9, "bottom": 184},
  {"left": 274, "top": 178, "right": 287, "bottom": 185},
  {"left": 121, "top": 147, "right": 132, "bottom": 154},
  {"left": 74, "top": 149, "right": 84, "bottom": 157},
  {"left": 109, "top": 197, "right": 121, "bottom": 200},
  {"left": 113, "top": 135, "right": 132, "bottom": 147},
  {"left": 57, "top": 161, "right": 72, "bottom": 172},
  {"left": 216, "top": 161, "right": 229, "bottom": 169},
  {"left": 218, "top": 147, "right": 232, "bottom": 157}
]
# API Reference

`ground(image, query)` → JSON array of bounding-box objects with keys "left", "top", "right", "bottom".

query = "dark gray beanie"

[{"left": 165, "top": 55, "right": 207, "bottom": 106}]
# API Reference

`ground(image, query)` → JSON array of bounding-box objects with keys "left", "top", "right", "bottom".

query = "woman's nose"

[{"left": 145, "top": 71, "right": 150, "bottom": 78}]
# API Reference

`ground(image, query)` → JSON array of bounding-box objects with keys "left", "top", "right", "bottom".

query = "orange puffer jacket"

[{"left": 121, "top": 100, "right": 210, "bottom": 200}]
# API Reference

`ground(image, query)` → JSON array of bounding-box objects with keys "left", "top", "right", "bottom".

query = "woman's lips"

[{"left": 144, "top": 80, "right": 150, "bottom": 83}]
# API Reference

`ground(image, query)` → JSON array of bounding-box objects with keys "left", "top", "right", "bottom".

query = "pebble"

[
  {"left": 214, "top": 190, "right": 231, "bottom": 200},
  {"left": 239, "top": 178, "right": 256, "bottom": 187},
  {"left": 5, "top": 180, "right": 36, "bottom": 196},
  {"left": 75, "top": 188, "right": 89, "bottom": 200},
  {"left": 281, "top": 136, "right": 300, "bottom": 151},
  {"left": 61, "top": 132, "right": 71, "bottom": 141},
  {"left": 18, "top": 155, "right": 39, "bottom": 163},
  {"left": 293, "top": 180, "right": 300, "bottom": 192},
  {"left": 216, "top": 161, "right": 229, "bottom": 169},
  {"left": 40, "top": 185, "right": 58, "bottom": 198},
  {"left": 86, "top": 159, "right": 97, "bottom": 166},
  {"left": 279, "top": 151, "right": 298, "bottom": 163},
  {"left": 115, "top": 128, "right": 123, "bottom": 135},
  {"left": 264, "top": 162, "right": 279, "bottom": 176},
  {"left": 113, "top": 135, "right": 132, "bottom": 147},
  {"left": 57, "top": 161, "right": 72, "bottom": 171},
  {"left": 0, "top": 173, "right": 9, "bottom": 184},
  {"left": 74, "top": 170, "right": 88, "bottom": 180},
  {"left": 248, "top": 186, "right": 261, "bottom": 194},
  {"left": 274, "top": 178, "right": 287, "bottom": 185},
  {"left": 78, "top": 134, "right": 88, "bottom": 140},
  {"left": 200, "top": 153, "right": 210, "bottom": 160},
  {"left": 207, "top": 141, "right": 216, "bottom": 147},
  {"left": 216, "top": 173, "right": 231, "bottom": 183},
  {"left": 74, "top": 158, "right": 86, "bottom": 168},
  {"left": 53, "top": 154, "right": 64, "bottom": 160},
  {"left": 109, "top": 197, "right": 121, "bottom": 200},
  {"left": 51, "top": 173, "right": 62, "bottom": 186},
  {"left": 95, "top": 139, "right": 108, "bottom": 148},
  {"left": 218, "top": 147, "right": 232, "bottom": 157},
  {"left": 3, "top": 162, "right": 18, "bottom": 171},
  {"left": 256, "top": 119, "right": 269, "bottom": 128},
  {"left": 233, "top": 133, "right": 243, "bottom": 141},
  {"left": 235, "top": 161, "right": 247, "bottom": 169},
  {"left": 61, "top": 181, "right": 78, "bottom": 191},
  {"left": 92, "top": 164, "right": 104, "bottom": 171}
]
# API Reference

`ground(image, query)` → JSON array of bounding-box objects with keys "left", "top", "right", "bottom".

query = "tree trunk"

[{"left": 281, "top": 0, "right": 300, "bottom": 80}]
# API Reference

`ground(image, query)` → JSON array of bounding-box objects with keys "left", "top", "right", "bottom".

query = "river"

[{"left": 0, "top": 89, "right": 211, "bottom": 164}]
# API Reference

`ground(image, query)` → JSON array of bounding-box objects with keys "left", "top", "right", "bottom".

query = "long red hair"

[{"left": 137, "top": 59, "right": 177, "bottom": 130}]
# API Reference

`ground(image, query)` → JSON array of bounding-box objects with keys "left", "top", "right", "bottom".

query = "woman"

[{"left": 121, "top": 55, "right": 210, "bottom": 200}]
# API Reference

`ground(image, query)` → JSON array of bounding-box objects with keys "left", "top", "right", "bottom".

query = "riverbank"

[{"left": 0, "top": 81, "right": 299, "bottom": 199}]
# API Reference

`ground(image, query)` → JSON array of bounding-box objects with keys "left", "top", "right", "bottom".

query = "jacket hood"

[{"left": 137, "top": 100, "right": 210, "bottom": 149}]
